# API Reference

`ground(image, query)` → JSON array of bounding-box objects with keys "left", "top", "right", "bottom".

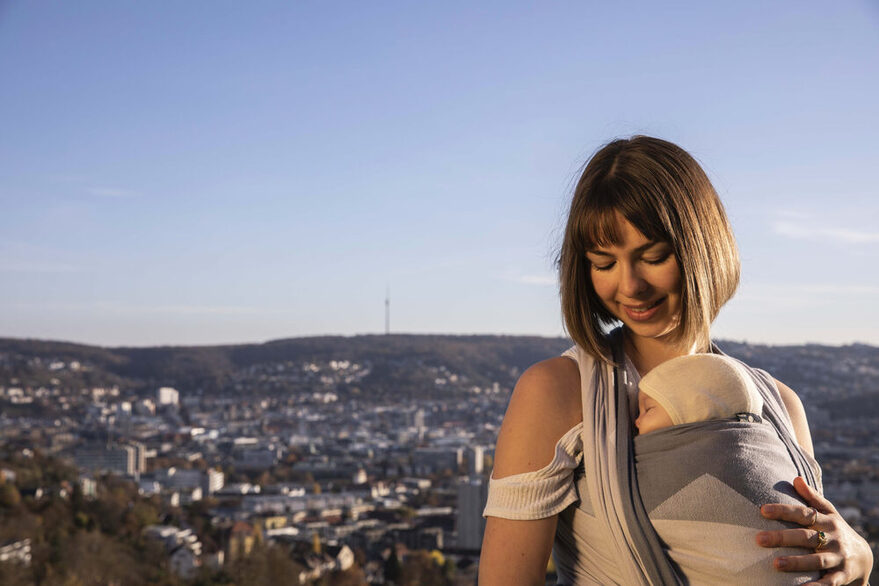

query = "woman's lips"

[{"left": 621, "top": 297, "right": 665, "bottom": 322}]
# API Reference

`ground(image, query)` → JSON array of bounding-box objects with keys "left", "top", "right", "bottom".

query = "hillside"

[{"left": 1, "top": 334, "right": 877, "bottom": 417}]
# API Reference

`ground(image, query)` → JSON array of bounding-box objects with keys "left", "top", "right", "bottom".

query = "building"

[
  {"left": 227, "top": 521, "right": 261, "bottom": 562},
  {"left": 74, "top": 444, "right": 140, "bottom": 477},
  {"left": 205, "top": 467, "right": 225, "bottom": 495},
  {"left": 130, "top": 441, "right": 147, "bottom": 473},
  {"left": 157, "top": 387, "right": 179, "bottom": 407},
  {"left": 0, "top": 538, "right": 31, "bottom": 566},
  {"left": 456, "top": 477, "right": 488, "bottom": 550},
  {"left": 170, "top": 546, "right": 201, "bottom": 579},
  {"left": 412, "top": 447, "right": 463, "bottom": 475},
  {"left": 468, "top": 445, "right": 486, "bottom": 476}
]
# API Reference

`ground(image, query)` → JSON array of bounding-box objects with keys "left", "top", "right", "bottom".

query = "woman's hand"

[{"left": 756, "top": 476, "right": 873, "bottom": 585}]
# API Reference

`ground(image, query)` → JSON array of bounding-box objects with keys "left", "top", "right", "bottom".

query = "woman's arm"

[
  {"left": 757, "top": 378, "right": 873, "bottom": 585},
  {"left": 480, "top": 516, "right": 559, "bottom": 586},
  {"left": 478, "top": 357, "right": 582, "bottom": 586}
]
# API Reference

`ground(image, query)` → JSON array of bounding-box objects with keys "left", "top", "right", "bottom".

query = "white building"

[
  {"left": 468, "top": 445, "right": 486, "bottom": 476},
  {"left": 157, "top": 387, "right": 179, "bottom": 406},
  {"left": 0, "top": 538, "right": 31, "bottom": 566},
  {"left": 205, "top": 467, "right": 225, "bottom": 495},
  {"left": 144, "top": 525, "right": 203, "bottom": 579}
]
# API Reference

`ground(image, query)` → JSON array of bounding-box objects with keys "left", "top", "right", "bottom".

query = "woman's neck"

[{"left": 623, "top": 329, "right": 696, "bottom": 376}]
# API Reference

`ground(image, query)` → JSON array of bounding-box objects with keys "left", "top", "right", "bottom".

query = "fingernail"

[
  {"left": 761, "top": 505, "right": 776, "bottom": 515},
  {"left": 776, "top": 558, "right": 788, "bottom": 569},
  {"left": 757, "top": 533, "right": 770, "bottom": 546}
]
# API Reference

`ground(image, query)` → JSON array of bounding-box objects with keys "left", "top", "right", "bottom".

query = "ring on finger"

[
  {"left": 814, "top": 530, "right": 828, "bottom": 550},
  {"left": 805, "top": 506, "right": 818, "bottom": 527}
]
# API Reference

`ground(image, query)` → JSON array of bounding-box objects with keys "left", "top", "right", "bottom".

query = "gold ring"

[
  {"left": 815, "top": 530, "right": 828, "bottom": 550},
  {"left": 806, "top": 507, "right": 818, "bottom": 527}
]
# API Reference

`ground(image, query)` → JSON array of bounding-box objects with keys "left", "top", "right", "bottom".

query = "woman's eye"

[
  {"left": 643, "top": 253, "right": 672, "bottom": 265},
  {"left": 591, "top": 261, "right": 615, "bottom": 272}
]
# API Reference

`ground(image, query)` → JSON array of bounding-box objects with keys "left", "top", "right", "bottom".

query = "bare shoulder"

[
  {"left": 491, "top": 357, "right": 583, "bottom": 479},
  {"left": 773, "top": 377, "right": 815, "bottom": 457}
]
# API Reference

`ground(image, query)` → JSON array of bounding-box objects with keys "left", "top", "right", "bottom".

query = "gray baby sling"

[{"left": 574, "top": 328, "right": 821, "bottom": 585}]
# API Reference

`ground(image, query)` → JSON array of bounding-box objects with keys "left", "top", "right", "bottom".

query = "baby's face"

[{"left": 635, "top": 392, "right": 674, "bottom": 435}]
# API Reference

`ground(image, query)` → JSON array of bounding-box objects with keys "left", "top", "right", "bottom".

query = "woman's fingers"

[
  {"left": 773, "top": 551, "right": 843, "bottom": 573},
  {"left": 756, "top": 527, "right": 828, "bottom": 548},
  {"left": 756, "top": 528, "right": 828, "bottom": 548},
  {"left": 759, "top": 477, "right": 873, "bottom": 583},
  {"left": 760, "top": 503, "right": 825, "bottom": 527},
  {"left": 804, "top": 569, "right": 848, "bottom": 586},
  {"left": 792, "top": 476, "right": 837, "bottom": 515}
]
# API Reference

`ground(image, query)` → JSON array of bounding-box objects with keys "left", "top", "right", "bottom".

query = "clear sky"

[{"left": 1, "top": 2, "right": 878, "bottom": 347}]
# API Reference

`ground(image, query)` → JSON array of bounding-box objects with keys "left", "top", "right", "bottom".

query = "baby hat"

[{"left": 638, "top": 354, "right": 763, "bottom": 425}]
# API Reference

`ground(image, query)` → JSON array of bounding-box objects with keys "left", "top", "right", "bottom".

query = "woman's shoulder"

[
  {"left": 772, "top": 377, "right": 815, "bottom": 457},
  {"left": 491, "top": 356, "right": 583, "bottom": 479},
  {"left": 514, "top": 357, "right": 583, "bottom": 425}
]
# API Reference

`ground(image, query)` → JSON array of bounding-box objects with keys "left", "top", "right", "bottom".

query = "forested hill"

[
  {"left": 0, "top": 335, "right": 877, "bottom": 417},
  {"left": 0, "top": 334, "right": 572, "bottom": 397}
]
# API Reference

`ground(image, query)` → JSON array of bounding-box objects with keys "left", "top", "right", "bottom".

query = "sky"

[{"left": 1, "top": 1, "right": 878, "bottom": 348}]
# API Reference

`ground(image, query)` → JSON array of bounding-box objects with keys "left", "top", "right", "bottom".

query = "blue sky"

[{"left": 1, "top": 2, "right": 878, "bottom": 347}]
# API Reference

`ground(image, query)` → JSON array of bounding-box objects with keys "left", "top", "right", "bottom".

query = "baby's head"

[{"left": 635, "top": 354, "right": 763, "bottom": 435}]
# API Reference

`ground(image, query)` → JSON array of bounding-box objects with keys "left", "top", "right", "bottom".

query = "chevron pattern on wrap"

[{"left": 634, "top": 418, "right": 820, "bottom": 585}]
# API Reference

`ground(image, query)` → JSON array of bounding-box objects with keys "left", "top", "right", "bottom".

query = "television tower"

[{"left": 385, "top": 286, "right": 390, "bottom": 335}]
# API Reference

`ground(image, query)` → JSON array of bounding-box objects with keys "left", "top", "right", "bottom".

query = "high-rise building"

[
  {"left": 130, "top": 441, "right": 147, "bottom": 474},
  {"left": 456, "top": 477, "right": 489, "bottom": 550},
  {"left": 74, "top": 444, "right": 137, "bottom": 476},
  {"left": 468, "top": 445, "right": 486, "bottom": 476}
]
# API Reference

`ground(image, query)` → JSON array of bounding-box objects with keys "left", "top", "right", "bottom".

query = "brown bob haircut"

[{"left": 558, "top": 136, "right": 740, "bottom": 362}]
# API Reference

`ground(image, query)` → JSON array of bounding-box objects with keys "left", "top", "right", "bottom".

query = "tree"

[
  {"left": 400, "top": 550, "right": 446, "bottom": 586},
  {"left": 225, "top": 544, "right": 304, "bottom": 586},
  {"left": 327, "top": 566, "right": 368, "bottom": 585},
  {"left": 384, "top": 550, "right": 401, "bottom": 584},
  {"left": 0, "top": 484, "right": 21, "bottom": 508},
  {"left": 0, "top": 559, "right": 33, "bottom": 586}
]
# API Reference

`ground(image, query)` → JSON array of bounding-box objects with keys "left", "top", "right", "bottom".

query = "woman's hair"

[{"left": 558, "top": 135, "right": 740, "bottom": 362}]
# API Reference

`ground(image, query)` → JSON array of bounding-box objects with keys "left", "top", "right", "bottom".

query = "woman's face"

[{"left": 585, "top": 213, "right": 683, "bottom": 346}]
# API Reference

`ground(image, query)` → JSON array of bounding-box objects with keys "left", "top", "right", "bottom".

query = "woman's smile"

[{"left": 621, "top": 297, "right": 667, "bottom": 321}]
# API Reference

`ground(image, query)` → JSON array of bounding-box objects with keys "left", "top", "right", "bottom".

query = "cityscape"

[
  {"left": 0, "top": 334, "right": 877, "bottom": 584},
  {"left": 3, "top": 2, "right": 877, "bottom": 584}
]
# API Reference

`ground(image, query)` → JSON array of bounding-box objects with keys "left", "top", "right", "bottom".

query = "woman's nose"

[{"left": 619, "top": 264, "right": 648, "bottom": 297}]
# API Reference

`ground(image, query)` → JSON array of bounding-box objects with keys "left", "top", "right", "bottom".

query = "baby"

[
  {"left": 635, "top": 353, "right": 763, "bottom": 435},
  {"left": 632, "top": 353, "right": 819, "bottom": 585}
]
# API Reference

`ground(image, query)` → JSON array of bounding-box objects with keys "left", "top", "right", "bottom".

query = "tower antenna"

[{"left": 385, "top": 286, "right": 390, "bottom": 335}]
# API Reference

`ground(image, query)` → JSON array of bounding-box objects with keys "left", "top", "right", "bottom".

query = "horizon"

[
  {"left": 2, "top": 330, "right": 875, "bottom": 352},
  {"left": 2, "top": 2, "right": 878, "bottom": 347}
]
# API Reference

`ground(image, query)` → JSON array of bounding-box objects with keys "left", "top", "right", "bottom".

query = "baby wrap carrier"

[{"left": 573, "top": 329, "right": 822, "bottom": 585}]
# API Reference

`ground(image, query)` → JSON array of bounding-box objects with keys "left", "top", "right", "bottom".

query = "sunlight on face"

[
  {"left": 635, "top": 391, "right": 675, "bottom": 435},
  {"left": 585, "top": 214, "right": 683, "bottom": 346}
]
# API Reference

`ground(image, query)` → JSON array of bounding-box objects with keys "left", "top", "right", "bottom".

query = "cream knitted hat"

[{"left": 638, "top": 354, "right": 763, "bottom": 426}]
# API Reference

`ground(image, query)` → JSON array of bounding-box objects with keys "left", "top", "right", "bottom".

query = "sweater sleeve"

[{"left": 482, "top": 422, "right": 583, "bottom": 520}]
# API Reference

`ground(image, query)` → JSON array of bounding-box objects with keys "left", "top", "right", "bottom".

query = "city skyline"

[{"left": 2, "top": 2, "right": 878, "bottom": 347}]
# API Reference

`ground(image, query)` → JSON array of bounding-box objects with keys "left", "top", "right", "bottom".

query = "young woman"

[{"left": 479, "top": 136, "right": 873, "bottom": 585}]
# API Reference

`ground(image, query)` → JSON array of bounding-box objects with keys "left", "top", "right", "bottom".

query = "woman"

[{"left": 478, "top": 136, "right": 873, "bottom": 585}]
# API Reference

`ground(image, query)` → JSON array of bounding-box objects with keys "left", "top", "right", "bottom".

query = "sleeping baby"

[{"left": 632, "top": 353, "right": 821, "bottom": 585}]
